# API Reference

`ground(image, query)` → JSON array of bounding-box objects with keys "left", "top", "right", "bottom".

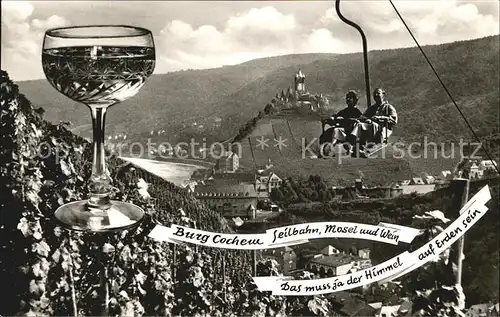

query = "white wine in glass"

[{"left": 42, "top": 25, "right": 155, "bottom": 232}]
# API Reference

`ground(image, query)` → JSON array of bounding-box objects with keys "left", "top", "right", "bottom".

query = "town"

[{"left": 108, "top": 68, "right": 499, "bottom": 317}]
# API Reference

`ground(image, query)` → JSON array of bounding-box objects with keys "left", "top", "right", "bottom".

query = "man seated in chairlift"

[
  {"left": 321, "top": 90, "right": 362, "bottom": 154},
  {"left": 348, "top": 88, "right": 398, "bottom": 157}
]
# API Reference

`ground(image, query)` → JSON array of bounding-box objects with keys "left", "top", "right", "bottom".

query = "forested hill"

[{"left": 18, "top": 35, "right": 499, "bottom": 147}]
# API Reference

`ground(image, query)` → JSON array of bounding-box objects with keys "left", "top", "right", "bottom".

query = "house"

[
  {"left": 439, "top": 170, "right": 453, "bottom": 180},
  {"left": 358, "top": 248, "right": 371, "bottom": 260},
  {"left": 363, "top": 185, "right": 403, "bottom": 199},
  {"left": 479, "top": 160, "right": 498, "bottom": 171},
  {"left": 255, "top": 171, "right": 282, "bottom": 193},
  {"left": 212, "top": 172, "right": 255, "bottom": 184},
  {"left": 397, "top": 298, "right": 412, "bottom": 316},
  {"left": 410, "top": 177, "right": 425, "bottom": 185},
  {"left": 369, "top": 302, "right": 383, "bottom": 311},
  {"left": 400, "top": 180, "right": 411, "bottom": 186},
  {"left": 304, "top": 246, "right": 371, "bottom": 278},
  {"left": 377, "top": 305, "right": 402, "bottom": 317},
  {"left": 339, "top": 298, "right": 377, "bottom": 316},
  {"left": 194, "top": 183, "right": 258, "bottom": 218},
  {"left": 194, "top": 171, "right": 283, "bottom": 211},
  {"left": 465, "top": 303, "right": 499, "bottom": 317},
  {"left": 215, "top": 151, "right": 239, "bottom": 173},
  {"left": 470, "top": 162, "right": 483, "bottom": 179},
  {"left": 422, "top": 175, "right": 435, "bottom": 184},
  {"left": 467, "top": 304, "right": 490, "bottom": 317},
  {"left": 352, "top": 248, "right": 372, "bottom": 270},
  {"left": 371, "top": 297, "right": 412, "bottom": 317},
  {"left": 213, "top": 117, "right": 222, "bottom": 128},
  {"left": 232, "top": 217, "right": 244, "bottom": 227},
  {"left": 354, "top": 179, "right": 365, "bottom": 190},
  {"left": 181, "top": 180, "right": 197, "bottom": 192},
  {"left": 262, "top": 246, "right": 297, "bottom": 275},
  {"left": 490, "top": 303, "right": 500, "bottom": 317},
  {"left": 270, "top": 204, "right": 280, "bottom": 212},
  {"left": 306, "top": 253, "right": 353, "bottom": 277},
  {"left": 321, "top": 245, "right": 341, "bottom": 255},
  {"left": 268, "top": 172, "right": 282, "bottom": 192}
]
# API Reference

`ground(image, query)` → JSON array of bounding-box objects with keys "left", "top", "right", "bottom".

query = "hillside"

[
  {"left": 17, "top": 36, "right": 499, "bottom": 150},
  {"left": 18, "top": 53, "right": 333, "bottom": 142},
  {"left": 222, "top": 36, "right": 499, "bottom": 144},
  {"left": 0, "top": 70, "right": 257, "bottom": 316}
]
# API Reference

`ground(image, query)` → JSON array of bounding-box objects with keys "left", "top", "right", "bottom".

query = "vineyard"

[
  {"left": 1, "top": 69, "right": 496, "bottom": 316},
  {"left": 0, "top": 70, "right": 359, "bottom": 316}
]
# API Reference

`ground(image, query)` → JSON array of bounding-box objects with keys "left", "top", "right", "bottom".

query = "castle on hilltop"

[{"left": 275, "top": 69, "right": 326, "bottom": 112}]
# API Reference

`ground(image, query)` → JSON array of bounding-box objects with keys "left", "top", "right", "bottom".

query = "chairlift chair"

[
  {"left": 364, "top": 118, "right": 394, "bottom": 158},
  {"left": 318, "top": 117, "right": 356, "bottom": 158},
  {"left": 316, "top": 0, "right": 396, "bottom": 159}
]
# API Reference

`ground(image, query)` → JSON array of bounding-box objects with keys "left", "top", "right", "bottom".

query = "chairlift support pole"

[
  {"left": 451, "top": 176, "right": 469, "bottom": 286},
  {"left": 335, "top": 0, "right": 371, "bottom": 109},
  {"left": 252, "top": 208, "right": 257, "bottom": 276}
]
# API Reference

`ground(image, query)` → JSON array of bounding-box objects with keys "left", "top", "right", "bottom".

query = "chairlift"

[{"left": 316, "top": 0, "right": 395, "bottom": 159}]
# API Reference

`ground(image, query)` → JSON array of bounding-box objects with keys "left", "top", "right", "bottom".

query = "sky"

[{"left": 1, "top": 0, "right": 499, "bottom": 81}]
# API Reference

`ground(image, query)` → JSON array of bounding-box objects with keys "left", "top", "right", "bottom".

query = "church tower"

[{"left": 294, "top": 69, "right": 306, "bottom": 93}]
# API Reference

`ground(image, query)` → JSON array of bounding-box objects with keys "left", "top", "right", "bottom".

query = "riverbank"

[{"left": 119, "top": 156, "right": 208, "bottom": 186}]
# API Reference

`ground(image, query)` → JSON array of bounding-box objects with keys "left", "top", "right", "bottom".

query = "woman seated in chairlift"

[{"left": 320, "top": 90, "right": 362, "bottom": 155}]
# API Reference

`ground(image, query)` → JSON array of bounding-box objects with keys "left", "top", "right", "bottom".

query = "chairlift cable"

[
  {"left": 389, "top": 0, "right": 500, "bottom": 176},
  {"left": 271, "top": 122, "right": 284, "bottom": 157},
  {"left": 285, "top": 119, "right": 302, "bottom": 151},
  {"left": 247, "top": 137, "right": 258, "bottom": 171}
]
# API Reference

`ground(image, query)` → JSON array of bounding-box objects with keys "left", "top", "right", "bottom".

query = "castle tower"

[{"left": 294, "top": 69, "right": 306, "bottom": 93}]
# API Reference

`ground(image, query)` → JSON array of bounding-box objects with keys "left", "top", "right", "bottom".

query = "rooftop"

[
  {"left": 213, "top": 172, "right": 255, "bottom": 183},
  {"left": 263, "top": 246, "right": 295, "bottom": 256},
  {"left": 309, "top": 253, "right": 357, "bottom": 268},
  {"left": 340, "top": 298, "right": 376, "bottom": 317},
  {"left": 194, "top": 183, "right": 257, "bottom": 197}
]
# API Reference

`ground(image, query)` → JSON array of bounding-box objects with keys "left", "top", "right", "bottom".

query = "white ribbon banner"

[
  {"left": 252, "top": 185, "right": 491, "bottom": 295},
  {"left": 148, "top": 221, "right": 421, "bottom": 250}
]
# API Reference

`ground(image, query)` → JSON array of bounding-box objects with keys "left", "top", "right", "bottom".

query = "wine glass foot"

[{"left": 54, "top": 200, "right": 145, "bottom": 232}]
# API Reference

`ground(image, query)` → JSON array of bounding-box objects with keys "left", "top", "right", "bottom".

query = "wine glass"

[{"left": 42, "top": 25, "right": 156, "bottom": 232}]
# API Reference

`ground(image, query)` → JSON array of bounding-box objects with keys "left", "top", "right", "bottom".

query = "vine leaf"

[{"left": 32, "top": 241, "right": 50, "bottom": 257}]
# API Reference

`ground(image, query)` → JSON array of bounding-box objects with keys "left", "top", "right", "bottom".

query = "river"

[{"left": 119, "top": 156, "right": 206, "bottom": 186}]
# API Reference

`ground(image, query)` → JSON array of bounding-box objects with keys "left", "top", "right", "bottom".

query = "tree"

[
  {"left": 483, "top": 168, "right": 498, "bottom": 179},
  {"left": 310, "top": 191, "right": 319, "bottom": 201},
  {"left": 270, "top": 188, "right": 285, "bottom": 202},
  {"left": 297, "top": 193, "right": 307, "bottom": 203},
  {"left": 318, "top": 181, "right": 328, "bottom": 192},
  {"left": 264, "top": 103, "right": 274, "bottom": 115},
  {"left": 330, "top": 188, "right": 336, "bottom": 198},
  {"left": 257, "top": 200, "right": 271, "bottom": 210}
]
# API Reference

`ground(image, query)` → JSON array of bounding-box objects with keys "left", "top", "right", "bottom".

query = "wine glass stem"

[{"left": 88, "top": 105, "right": 112, "bottom": 209}]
